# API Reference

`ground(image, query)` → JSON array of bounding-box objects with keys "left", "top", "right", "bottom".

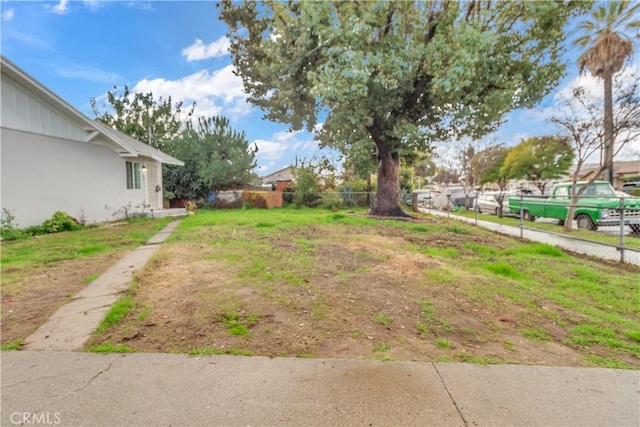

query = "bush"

[
  {"left": 41, "top": 211, "right": 82, "bottom": 233},
  {"left": 628, "top": 188, "right": 640, "bottom": 197},
  {"left": 321, "top": 193, "right": 343, "bottom": 211},
  {"left": 292, "top": 167, "right": 322, "bottom": 208},
  {"left": 0, "top": 209, "right": 27, "bottom": 241}
]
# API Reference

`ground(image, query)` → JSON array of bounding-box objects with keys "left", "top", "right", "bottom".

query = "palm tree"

[{"left": 573, "top": 0, "right": 639, "bottom": 185}]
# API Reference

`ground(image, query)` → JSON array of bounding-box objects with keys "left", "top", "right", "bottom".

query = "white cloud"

[
  {"left": 131, "top": 65, "right": 250, "bottom": 122},
  {"left": 182, "top": 37, "right": 230, "bottom": 61},
  {"left": 55, "top": 64, "right": 122, "bottom": 83},
  {"left": 134, "top": 65, "right": 243, "bottom": 103},
  {"left": 253, "top": 131, "right": 320, "bottom": 165},
  {"left": 83, "top": 0, "right": 102, "bottom": 12},
  {"left": 46, "top": 0, "right": 69, "bottom": 15},
  {"left": 126, "top": 1, "right": 153, "bottom": 11},
  {"left": 2, "top": 8, "right": 15, "bottom": 21}
]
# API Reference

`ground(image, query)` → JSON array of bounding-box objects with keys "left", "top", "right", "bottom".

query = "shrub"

[
  {"left": 41, "top": 211, "right": 82, "bottom": 233},
  {"left": 0, "top": 208, "right": 27, "bottom": 241},
  {"left": 322, "top": 193, "right": 343, "bottom": 211},
  {"left": 292, "top": 167, "right": 322, "bottom": 208}
]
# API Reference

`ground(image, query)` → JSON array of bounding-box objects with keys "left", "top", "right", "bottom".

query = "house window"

[{"left": 126, "top": 161, "right": 141, "bottom": 190}]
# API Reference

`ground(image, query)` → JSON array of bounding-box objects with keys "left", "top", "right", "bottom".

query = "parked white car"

[{"left": 474, "top": 192, "right": 515, "bottom": 215}]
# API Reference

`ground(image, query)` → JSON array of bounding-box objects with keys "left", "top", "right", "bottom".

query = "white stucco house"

[{"left": 1, "top": 55, "right": 184, "bottom": 227}]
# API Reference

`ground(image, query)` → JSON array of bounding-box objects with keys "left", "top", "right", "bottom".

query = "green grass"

[
  {"left": 520, "top": 328, "right": 552, "bottom": 341},
  {"left": 483, "top": 262, "right": 521, "bottom": 279},
  {"left": 373, "top": 314, "right": 394, "bottom": 326},
  {"left": 220, "top": 312, "right": 261, "bottom": 336},
  {"left": 450, "top": 210, "right": 640, "bottom": 250},
  {"left": 136, "top": 304, "right": 153, "bottom": 321},
  {"left": 373, "top": 343, "right": 391, "bottom": 353},
  {"left": 436, "top": 338, "right": 454, "bottom": 349},
  {"left": 95, "top": 295, "right": 135, "bottom": 334},
  {"left": 82, "top": 208, "right": 639, "bottom": 367},
  {"left": 88, "top": 342, "right": 133, "bottom": 353},
  {"left": 585, "top": 354, "right": 634, "bottom": 369},
  {"left": 83, "top": 273, "right": 101, "bottom": 284},
  {"left": 1, "top": 340, "right": 22, "bottom": 351},
  {"left": 1, "top": 217, "right": 173, "bottom": 291},
  {"left": 188, "top": 347, "right": 254, "bottom": 356}
]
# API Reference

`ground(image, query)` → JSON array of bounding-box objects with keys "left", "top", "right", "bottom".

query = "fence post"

[
  {"left": 519, "top": 194, "right": 524, "bottom": 239},
  {"left": 619, "top": 197, "right": 625, "bottom": 263},
  {"left": 474, "top": 191, "right": 479, "bottom": 225}
]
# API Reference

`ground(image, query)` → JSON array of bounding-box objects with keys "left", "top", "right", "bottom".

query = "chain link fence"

[
  {"left": 424, "top": 194, "right": 640, "bottom": 265},
  {"left": 323, "top": 190, "right": 640, "bottom": 264}
]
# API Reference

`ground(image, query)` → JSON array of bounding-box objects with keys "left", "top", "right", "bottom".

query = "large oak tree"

[{"left": 220, "top": 0, "right": 584, "bottom": 216}]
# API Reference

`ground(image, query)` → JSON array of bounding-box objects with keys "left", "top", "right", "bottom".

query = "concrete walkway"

[
  {"left": 23, "top": 221, "right": 182, "bottom": 351},
  {"left": 423, "top": 209, "right": 640, "bottom": 265},
  {"left": 2, "top": 351, "right": 638, "bottom": 427}
]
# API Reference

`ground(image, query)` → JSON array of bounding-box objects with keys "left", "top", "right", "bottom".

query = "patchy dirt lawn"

[
  {"left": 84, "top": 210, "right": 640, "bottom": 368},
  {"left": 1, "top": 219, "right": 172, "bottom": 345},
  {"left": 1, "top": 254, "right": 120, "bottom": 344}
]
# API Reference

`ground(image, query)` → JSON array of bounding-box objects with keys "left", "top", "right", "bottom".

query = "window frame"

[{"left": 125, "top": 161, "right": 141, "bottom": 190}]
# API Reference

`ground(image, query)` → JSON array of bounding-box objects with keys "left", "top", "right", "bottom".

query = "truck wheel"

[
  {"left": 630, "top": 224, "right": 640, "bottom": 236},
  {"left": 523, "top": 210, "right": 536, "bottom": 222},
  {"left": 576, "top": 214, "right": 596, "bottom": 230},
  {"left": 495, "top": 207, "right": 500, "bottom": 216}
]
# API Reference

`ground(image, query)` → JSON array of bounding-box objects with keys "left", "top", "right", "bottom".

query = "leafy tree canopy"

[
  {"left": 472, "top": 145, "right": 511, "bottom": 188},
  {"left": 220, "top": 0, "right": 585, "bottom": 216},
  {"left": 91, "top": 85, "right": 194, "bottom": 154},
  {"left": 502, "top": 136, "right": 574, "bottom": 194},
  {"left": 164, "top": 116, "right": 257, "bottom": 200}
]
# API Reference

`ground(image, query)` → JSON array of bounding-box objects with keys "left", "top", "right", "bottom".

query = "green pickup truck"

[{"left": 509, "top": 181, "right": 640, "bottom": 232}]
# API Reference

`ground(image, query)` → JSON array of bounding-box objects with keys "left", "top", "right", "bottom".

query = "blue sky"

[{"left": 1, "top": 1, "right": 638, "bottom": 175}]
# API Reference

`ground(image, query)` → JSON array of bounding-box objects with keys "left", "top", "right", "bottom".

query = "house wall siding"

[
  {"left": 1, "top": 128, "right": 147, "bottom": 226},
  {"left": 1, "top": 77, "right": 87, "bottom": 142}
]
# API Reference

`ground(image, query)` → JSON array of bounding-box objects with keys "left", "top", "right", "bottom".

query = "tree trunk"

[
  {"left": 369, "top": 141, "right": 409, "bottom": 217},
  {"left": 603, "top": 72, "right": 614, "bottom": 185}
]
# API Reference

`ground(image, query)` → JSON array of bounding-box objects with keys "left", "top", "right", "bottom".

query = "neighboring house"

[
  {"left": 576, "top": 161, "right": 640, "bottom": 190},
  {"left": 1, "top": 55, "right": 184, "bottom": 227},
  {"left": 259, "top": 165, "right": 295, "bottom": 191}
]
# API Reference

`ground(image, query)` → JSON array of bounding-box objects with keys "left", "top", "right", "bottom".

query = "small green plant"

[
  {"left": 88, "top": 342, "right": 132, "bottom": 353},
  {"left": 373, "top": 343, "right": 390, "bottom": 353},
  {"left": 83, "top": 273, "right": 100, "bottom": 284},
  {"left": 188, "top": 347, "right": 254, "bottom": 356},
  {"left": 1, "top": 208, "right": 27, "bottom": 241},
  {"left": 585, "top": 354, "right": 633, "bottom": 370},
  {"left": 1, "top": 340, "right": 22, "bottom": 351},
  {"left": 520, "top": 328, "right": 552, "bottom": 341},
  {"left": 220, "top": 312, "right": 261, "bottom": 336},
  {"left": 96, "top": 295, "right": 134, "bottom": 334},
  {"left": 625, "top": 330, "right": 640, "bottom": 343},
  {"left": 448, "top": 225, "right": 469, "bottom": 234},
  {"left": 416, "top": 321, "right": 430, "bottom": 336},
  {"left": 41, "top": 211, "right": 82, "bottom": 233},
  {"left": 373, "top": 314, "right": 394, "bottom": 326},
  {"left": 483, "top": 262, "right": 521, "bottom": 279},
  {"left": 321, "top": 192, "right": 343, "bottom": 211},
  {"left": 436, "top": 339, "right": 454, "bottom": 349},
  {"left": 136, "top": 304, "right": 153, "bottom": 321},
  {"left": 375, "top": 355, "right": 396, "bottom": 362}
]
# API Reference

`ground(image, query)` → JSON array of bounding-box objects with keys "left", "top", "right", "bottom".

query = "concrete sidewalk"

[
  {"left": 23, "top": 221, "right": 182, "bottom": 351},
  {"left": 1, "top": 351, "right": 638, "bottom": 426},
  {"left": 423, "top": 209, "right": 640, "bottom": 265}
]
